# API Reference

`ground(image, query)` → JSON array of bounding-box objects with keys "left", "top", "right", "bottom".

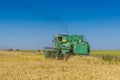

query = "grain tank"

[{"left": 44, "top": 35, "right": 90, "bottom": 60}]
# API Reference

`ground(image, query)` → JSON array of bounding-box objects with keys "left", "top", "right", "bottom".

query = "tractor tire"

[
  {"left": 51, "top": 53, "right": 56, "bottom": 59},
  {"left": 64, "top": 53, "right": 70, "bottom": 61},
  {"left": 60, "top": 54, "right": 64, "bottom": 60},
  {"left": 58, "top": 53, "right": 64, "bottom": 60}
]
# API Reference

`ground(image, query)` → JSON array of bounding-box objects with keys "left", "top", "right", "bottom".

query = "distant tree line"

[
  {"left": 3, "top": 49, "right": 14, "bottom": 51},
  {"left": 2, "top": 48, "right": 41, "bottom": 52}
]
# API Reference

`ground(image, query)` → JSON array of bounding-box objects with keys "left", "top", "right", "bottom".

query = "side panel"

[{"left": 73, "top": 42, "right": 89, "bottom": 55}]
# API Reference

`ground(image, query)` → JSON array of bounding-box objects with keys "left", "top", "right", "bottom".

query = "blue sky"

[{"left": 0, "top": 0, "right": 120, "bottom": 50}]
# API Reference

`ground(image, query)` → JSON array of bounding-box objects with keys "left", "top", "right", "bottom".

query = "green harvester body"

[{"left": 44, "top": 35, "right": 90, "bottom": 60}]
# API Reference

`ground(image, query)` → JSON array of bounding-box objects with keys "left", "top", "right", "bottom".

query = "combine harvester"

[{"left": 44, "top": 34, "right": 90, "bottom": 60}]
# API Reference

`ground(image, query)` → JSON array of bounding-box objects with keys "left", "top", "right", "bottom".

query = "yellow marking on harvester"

[{"left": 62, "top": 39, "right": 67, "bottom": 42}]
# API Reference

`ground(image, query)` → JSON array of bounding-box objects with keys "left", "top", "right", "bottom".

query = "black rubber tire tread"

[
  {"left": 64, "top": 53, "right": 70, "bottom": 61},
  {"left": 57, "top": 53, "right": 63, "bottom": 60}
]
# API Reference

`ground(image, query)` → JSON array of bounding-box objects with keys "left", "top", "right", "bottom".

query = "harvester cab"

[{"left": 44, "top": 34, "right": 90, "bottom": 60}]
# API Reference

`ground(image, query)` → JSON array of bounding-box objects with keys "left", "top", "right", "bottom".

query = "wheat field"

[{"left": 0, "top": 50, "right": 120, "bottom": 80}]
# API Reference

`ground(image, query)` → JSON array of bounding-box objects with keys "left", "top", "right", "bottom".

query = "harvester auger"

[{"left": 44, "top": 35, "right": 90, "bottom": 60}]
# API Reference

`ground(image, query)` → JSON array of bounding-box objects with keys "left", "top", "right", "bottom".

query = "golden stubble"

[{"left": 0, "top": 51, "right": 120, "bottom": 80}]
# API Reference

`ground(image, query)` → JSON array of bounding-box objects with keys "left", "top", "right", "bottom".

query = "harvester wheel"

[
  {"left": 51, "top": 53, "right": 56, "bottom": 59},
  {"left": 58, "top": 53, "right": 64, "bottom": 60},
  {"left": 64, "top": 53, "right": 70, "bottom": 61},
  {"left": 60, "top": 54, "right": 64, "bottom": 60}
]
